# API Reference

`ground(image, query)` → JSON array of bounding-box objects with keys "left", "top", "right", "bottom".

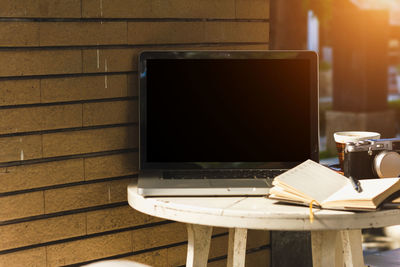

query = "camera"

[{"left": 344, "top": 138, "right": 400, "bottom": 179}]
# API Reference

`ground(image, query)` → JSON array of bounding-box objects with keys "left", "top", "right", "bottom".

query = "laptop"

[{"left": 137, "top": 50, "right": 319, "bottom": 196}]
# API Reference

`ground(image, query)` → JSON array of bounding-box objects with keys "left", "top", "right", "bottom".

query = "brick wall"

[{"left": 0, "top": 0, "right": 270, "bottom": 266}]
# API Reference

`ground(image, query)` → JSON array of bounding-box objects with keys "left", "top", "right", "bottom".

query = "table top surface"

[{"left": 128, "top": 181, "right": 400, "bottom": 231}]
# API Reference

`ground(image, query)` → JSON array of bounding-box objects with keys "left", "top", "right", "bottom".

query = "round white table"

[{"left": 127, "top": 182, "right": 400, "bottom": 267}]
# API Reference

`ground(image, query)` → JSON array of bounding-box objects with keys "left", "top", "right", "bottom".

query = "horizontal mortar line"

[
  {"left": 0, "top": 122, "right": 138, "bottom": 138},
  {"left": 0, "top": 148, "right": 138, "bottom": 168},
  {"left": 246, "top": 243, "right": 271, "bottom": 253},
  {"left": 0, "top": 43, "right": 145, "bottom": 51},
  {"left": 0, "top": 174, "right": 137, "bottom": 198},
  {"left": 0, "top": 220, "right": 174, "bottom": 255},
  {"left": 0, "top": 70, "right": 136, "bottom": 81},
  {"left": 62, "top": 232, "right": 230, "bottom": 267},
  {"left": 0, "top": 201, "right": 129, "bottom": 226},
  {"left": 0, "top": 41, "right": 270, "bottom": 51},
  {"left": 201, "top": 254, "right": 228, "bottom": 265},
  {"left": 0, "top": 96, "right": 138, "bottom": 110},
  {"left": 0, "top": 17, "right": 269, "bottom": 23}
]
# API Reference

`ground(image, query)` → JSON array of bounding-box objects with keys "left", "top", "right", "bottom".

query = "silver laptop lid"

[{"left": 139, "top": 50, "right": 319, "bottom": 171}]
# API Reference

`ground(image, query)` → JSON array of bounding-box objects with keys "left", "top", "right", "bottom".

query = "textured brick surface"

[
  {"left": 82, "top": 48, "right": 138, "bottom": 73},
  {"left": 83, "top": 100, "right": 137, "bottom": 126},
  {"left": 208, "top": 259, "right": 227, "bottom": 267},
  {"left": 84, "top": 153, "right": 138, "bottom": 180},
  {"left": 0, "top": 135, "right": 42, "bottom": 163},
  {"left": 0, "top": 0, "right": 40, "bottom": 17},
  {"left": 0, "top": 104, "right": 82, "bottom": 134},
  {"left": 0, "top": 214, "right": 86, "bottom": 251},
  {"left": 46, "top": 231, "right": 132, "bottom": 267},
  {"left": 245, "top": 249, "right": 270, "bottom": 267},
  {"left": 0, "top": 0, "right": 81, "bottom": 18},
  {"left": 0, "top": 159, "right": 84, "bottom": 193},
  {"left": 127, "top": 21, "right": 269, "bottom": 45},
  {"left": 212, "top": 227, "right": 228, "bottom": 235},
  {"left": 247, "top": 230, "right": 270, "bottom": 248},
  {"left": 0, "top": 22, "right": 39, "bottom": 47},
  {"left": 183, "top": 44, "right": 270, "bottom": 51},
  {"left": 204, "top": 22, "right": 269, "bottom": 43},
  {"left": 128, "top": 22, "right": 205, "bottom": 45},
  {"left": 0, "top": 50, "right": 82, "bottom": 77},
  {"left": 149, "top": 0, "right": 236, "bottom": 19},
  {"left": 81, "top": 44, "right": 269, "bottom": 77},
  {"left": 44, "top": 178, "right": 131, "bottom": 213},
  {"left": 236, "top": 0, "right": 270, "bottom": 19},
  {"left": 109, "top": 178, "right": 132, "bottom": 202},
  {"left": 209, "top": 235, "right": 229, "bottom": 258},
  {"left": 0, "top": 247, "right": 46, "bottom": 267},
  {"left": 0, "top": 108, "right": 40, "bottom": 134},
  {"left": 40, "top": 22, "right": 127, "bottom": 46},
  {"left": 37, "top": 0, "right": 82, "bottom": 18},
  {"left": 127, "top": 74, "right": 139, "bottom": 96},
  {"left": 82, "top": 0, "right": 236, "bottom": 19},
  {"left": 41, "top": 104, "right": 83, "bottom": 130},
  {"left": 82, "top": 44, "right": 269, "bottom": 75},
  {"left": 128, "top": 22, "right": 269, "bottom": 44},
  {"left": 0, "top": 79, "right": 41, "bottom": 106},
  {"left": 132, "top": 223, "right": 187, "bottom": 251},
  {"left": 86, "top": 205, "right": 162, "bottom": 234},
  {"left": 0, "top": 0, "right": 271, "bottom": 265},
  {"left": 166, "top": 245, "right": 187, "bottom": 267},
  {"left": 0, "top": 191, "right": 44, "bottom": 221},
  {"left": 82, "top": 0, "right": 152, "bottom": 18},
  {"left": 41, "top": 74, "right": 128, "bottom": 103},
  {"left": 42, "top": 126, "right": 138, "bottom": 157},
  {"left": 223, "top": 44, "right": 270, "bottom": 50},
  {"left": 124, "top": 249, "right": 168, "bottom": 267}
]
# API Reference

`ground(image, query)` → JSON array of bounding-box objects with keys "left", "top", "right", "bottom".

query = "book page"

[
  {"left": 274, "top": 160, "right": 349, "bottom": 203},
  {"left": 270, "top": 186, "right": 315, "bottom": 203},
  {"left": 323, "top": 178, "right": 400, "bottom": 207}
]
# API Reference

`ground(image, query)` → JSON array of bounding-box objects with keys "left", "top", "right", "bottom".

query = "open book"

[{"left": 268, "top": 160, "right": 400, "bottom": 211}]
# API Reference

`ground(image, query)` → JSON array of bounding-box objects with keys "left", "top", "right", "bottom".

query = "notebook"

[
  {"left": 137, "top": 50, "right": 319, "bottom": 196},
  {"left": 268, "top": 160, "right": 400, "bottom": 211}
]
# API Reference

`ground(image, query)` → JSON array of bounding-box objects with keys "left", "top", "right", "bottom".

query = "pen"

[{"left": 349, "top": 176, "right": 363, "bottom": 193}]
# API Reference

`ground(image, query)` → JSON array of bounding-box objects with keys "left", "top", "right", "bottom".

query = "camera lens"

[{"left": 373, "top": 151, "right": 400, "bottom": 178}]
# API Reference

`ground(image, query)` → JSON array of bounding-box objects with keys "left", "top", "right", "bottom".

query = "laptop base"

[{"left": 137, "top": 174, "right": 272, "bottom": 197}]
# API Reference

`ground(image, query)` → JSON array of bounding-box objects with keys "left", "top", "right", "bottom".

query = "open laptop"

[{"left": 137, "top": 50, "right": 319, "bottom": 196}]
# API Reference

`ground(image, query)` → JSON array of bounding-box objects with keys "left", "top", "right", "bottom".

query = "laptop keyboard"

[{"left": 163, "top": 169, "right": 285, "bottom": 180}]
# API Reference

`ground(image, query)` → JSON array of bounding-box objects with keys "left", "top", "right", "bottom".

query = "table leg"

[
  {"left": 186, "top": 224, "right": 213, "bottom": 267},
  {"left": 311, "top": 230, "right": 343, "bottom": 267},
  {"left": 341, "top": 229, "right": 364, "bottom": 267},
  {"left": 311, "top": 230, "right": 364, "bottom": 267},
  {"left": 227, "top": 228, "right": 248, "bottom": 267}
]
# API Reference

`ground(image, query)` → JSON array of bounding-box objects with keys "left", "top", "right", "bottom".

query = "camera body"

[{"left": 344, "top": 138, "right": 400, "bottom": 179}]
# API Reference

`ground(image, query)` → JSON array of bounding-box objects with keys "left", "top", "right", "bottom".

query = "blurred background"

[{"left": 269, "top": 0, "right": 400, "bottom": 254}]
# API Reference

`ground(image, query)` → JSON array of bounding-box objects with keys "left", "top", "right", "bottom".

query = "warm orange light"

[{"left": 351, "top": 0, "right": 400, "bottom": 9}]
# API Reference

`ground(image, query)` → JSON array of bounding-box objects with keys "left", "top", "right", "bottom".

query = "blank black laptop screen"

[{"left": 140, "top": 51, "right": 318, "bottom": 168}]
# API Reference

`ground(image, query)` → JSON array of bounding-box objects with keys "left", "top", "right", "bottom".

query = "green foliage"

[
  {"left": 319, "top": 149, "right": 336, "bottom": 159},
  {"left": 389, "top": 99, "right": 400, "bottom": 109},
  {"left": 303, "top": 0, "right": 333, "bottom": 27},
  {"left": 388, "top": 99, "right": 400, "bottom": 135},
  {"left": 319, "top": 60, "right": 331, "bottom": 71},
  {"left": 319, "top": 102, "right": 332, "bottom": 137}
]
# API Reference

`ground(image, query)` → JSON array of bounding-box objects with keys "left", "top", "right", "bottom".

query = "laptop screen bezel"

[{"left": 139, "top": 50, "right": 319, "bottom": 170}]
